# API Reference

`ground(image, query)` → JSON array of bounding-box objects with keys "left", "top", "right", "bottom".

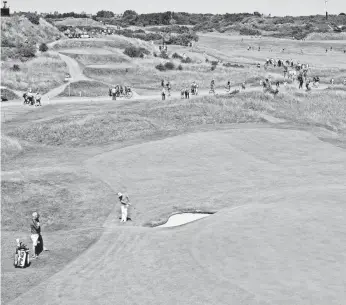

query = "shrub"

[
  {"left": 153, "top": 52, "right": 157, "bottom": 57},
  {"left": 178, "top": 64, "right": 183, "bottom": 70},
  {"left": 124, "top": 46, "right": 149, "bottom": 58},
  {"left": 12, "top": 64, "right": 20, "bottom": 71},
  {"left": 164, "top": 62, "right": 175, "bottom": 70},
  {"left": 181, "top": 57, "right": 192, "bottom": 63},
  {"left": 1, "top": 36, "right": 16, "bottom": 48},
  {"left": 211, "top": 66, "right": 216, "bottom": 71},
  {"left": 159, "top": 51, "right": 169, "bottom": 59},
  {"left": 155, "top": 63, "right": 166, "bottom": 71},
  {"left": 26, "top": 13, "right": 40, "bottom": 25},
  {"left": 172, "top": 52, "right": 183, "bottom": 59},
  {"left": 239, "top": 28, "right": 261, "bottom": 36},
  {"left": 211, "top": 60, "right": 218, "bottom": 66},
  {"left": 223, "top": 62, "right": 244, "bottom": 68},
  {"left": 18, "top": 44, "right": 36, "bottom": 59},
  {"left": 39, "top": 43, "right": 48, "bottom": 52}
]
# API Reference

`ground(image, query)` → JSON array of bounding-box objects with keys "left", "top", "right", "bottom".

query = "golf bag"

[{"left": 14, "top": 248, "right": 30, "bottom": 268}]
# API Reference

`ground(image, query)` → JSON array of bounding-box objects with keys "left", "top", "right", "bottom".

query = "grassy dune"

[
  {"left": 61, "top": 52, "right": 130, "bottom": 66},
  {"left": 1, "top": 15, "right": 64, "bottom": 60},
  {"left": 58, "top": 80, "right": 110, "bottom": 97},
  {"left": 7, "top": 90, "right": 346, "bottom": 148},
  {"left": 84, "top": 63, "right": 263, "bottom": 90},
  {"left": 1, "top": 170, "right": 114, "bottom": 232},
  {"left": 1, "top": 53, "right": 68, "bottom": 93},
  {"left": 52, "top": 36, "right": 155, "bottom": 52}
]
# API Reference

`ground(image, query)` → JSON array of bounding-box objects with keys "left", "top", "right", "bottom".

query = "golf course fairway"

[{"left": 8, "top": 128, "right": 346, "bottom": 305}]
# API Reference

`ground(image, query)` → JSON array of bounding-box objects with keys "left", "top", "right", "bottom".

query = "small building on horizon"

[{"left": 1, "top": 1, "right": 10, "bottom": 16}]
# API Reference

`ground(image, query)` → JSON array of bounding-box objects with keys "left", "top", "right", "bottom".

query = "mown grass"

[
  {"left": 1, "top": 227, "right": 103, "bottom": 304},
  {"left": 58, "top": 80, "right": 110, "bottom": 97},
  {"left": 1, "top": 53, "right": 68, "bottom": 94}
]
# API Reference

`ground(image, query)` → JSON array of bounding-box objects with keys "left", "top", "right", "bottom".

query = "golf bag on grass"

[{"left": 14, "top": 247, "right": 30, "bottom": 268}]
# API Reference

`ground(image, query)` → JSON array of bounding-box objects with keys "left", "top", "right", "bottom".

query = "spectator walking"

[
  {"left": 185, "top": 88, "right": 190, "bottom": 99},
  {"left": 35, "top": 92, "right": 41, "bottom": 106},
  {"left": 162, "top": 88, "right": 166, "bottom": 100},
  {"left": 111, "top": 86, "right": 117, "bottom": 100}
]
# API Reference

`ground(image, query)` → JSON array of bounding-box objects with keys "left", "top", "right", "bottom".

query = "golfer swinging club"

[{"left": 118, "top": 192, "right": 131, "bottom": 222}]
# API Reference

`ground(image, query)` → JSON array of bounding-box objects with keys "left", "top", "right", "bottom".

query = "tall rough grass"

[
  {"left": 52, "top": 36, "right": 155, "bottom": 52},
  {"left": 58, "top": 80, "right": 110, "bottom": 97},
  {"left": 1, "top": 136, "right": 23, "bottom": 162},
  {"left": 1, "top": 53, "right": 68, "bottom": 93},
  {"left": 1, "top": 15, "right": 63, "bottom": 60},
  {"left": 84, "top": 65, "right": 262, "bottom": 90},
  {"left": 7, "top": 90, "right": 346, "bottom": 147}
]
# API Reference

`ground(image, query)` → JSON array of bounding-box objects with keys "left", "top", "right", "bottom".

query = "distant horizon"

[{"left": 7, "top": 0, "right": 346, "bottom": 17}]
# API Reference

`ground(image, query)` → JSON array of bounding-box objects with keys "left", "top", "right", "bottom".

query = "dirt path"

[{"left": 58, "top": 53, "right": 89, "bottom": 82}]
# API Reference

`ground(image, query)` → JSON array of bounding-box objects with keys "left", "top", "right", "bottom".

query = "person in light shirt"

[{"left": 118, "top": 192, "right": 131, "bottom": 222}]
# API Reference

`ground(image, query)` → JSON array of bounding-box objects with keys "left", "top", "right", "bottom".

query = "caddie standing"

[
  {"left": 30, "top": 212, "right": 40, "bottom": 259},
  {"left": 118, "top": 192, "right": 131, "bottom": 222}
]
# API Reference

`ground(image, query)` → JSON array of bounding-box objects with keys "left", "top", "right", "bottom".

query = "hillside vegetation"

[
  {"left": 7, "top": 90, "right": 346, "bottom": 147},
  {"left": 1, "top": 52, "right": 68, "bottom": 93},
  {"left": 1, "top": 15, "right": 64, "bottom": 60},
  {"left": 92, "top": 11, "right": 346, "bottom": 40}
]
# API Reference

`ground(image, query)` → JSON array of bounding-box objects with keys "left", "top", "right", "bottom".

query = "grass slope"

[
  {"left": 1, "top": 88, "right": 19, "bottom": 101},
  {"left": 6, "top": 128, "right": 346, "bottom": 305},
  {"left": 58, "top": 80, "right": 110, "bottom": 97},
  {"left": 52, "top": 36, "right": 154, "bottom": 52},
  {"left": 1, "top": 53, "right": 68, "bottom": 94},
  {"left": 1, "top": 15, "right": 64, "bottom": 60}
]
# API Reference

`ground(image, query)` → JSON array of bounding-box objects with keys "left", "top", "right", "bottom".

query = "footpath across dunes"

[{"left": 8, "top": 128, "right": 346, "bottom": 305}]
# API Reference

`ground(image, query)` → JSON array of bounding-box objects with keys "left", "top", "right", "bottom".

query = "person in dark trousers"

[
  {"left": 161, "top": 79, "right": 165, "bottom": 88},
  {"left": 185, "top": 88, "right": 190, "bottom": 99},
  {"left": 111, "top": 86, "right": 117, "bottom": 100},
  {"left": 298, "top": 74, "right": 304, "bottom": 89},
  {"left": 30, "top": 212, "right": 40, "bottom": 259},
  {"left": 166, "top": 81, "right": 171, "bottom": 96},
  {"left": 30, "top": 212, "right": 48, "bottom": 259},
  {"left": 162, "top": 88, "right": 166, "bottom": 100}
]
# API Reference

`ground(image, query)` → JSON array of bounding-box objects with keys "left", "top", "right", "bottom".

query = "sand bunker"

[{"left": 157, "top": 213, "right": 211, "bottom": 228}]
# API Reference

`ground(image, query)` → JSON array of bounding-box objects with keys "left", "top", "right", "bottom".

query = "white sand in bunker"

[
  {"left": 11, "top": 128, "right": 346, "bottom": 305},
  {"left": 157, "top": 213, "right": 211, "bottom": 227}
]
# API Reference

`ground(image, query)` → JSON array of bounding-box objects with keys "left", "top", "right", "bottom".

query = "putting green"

[{"left": 9, "top": 128, "right": 346, "bottom": 305}]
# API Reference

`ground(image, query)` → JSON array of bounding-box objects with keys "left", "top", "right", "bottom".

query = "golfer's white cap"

[
  {"left": 117, "top": 192, "right": 122, "bottom": 197},
  {"left": 16, "top": 238, "right": 20, "bottom": 244},
  {"left": 32, "top": 212, "right": 38, "bottom": 218}
]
